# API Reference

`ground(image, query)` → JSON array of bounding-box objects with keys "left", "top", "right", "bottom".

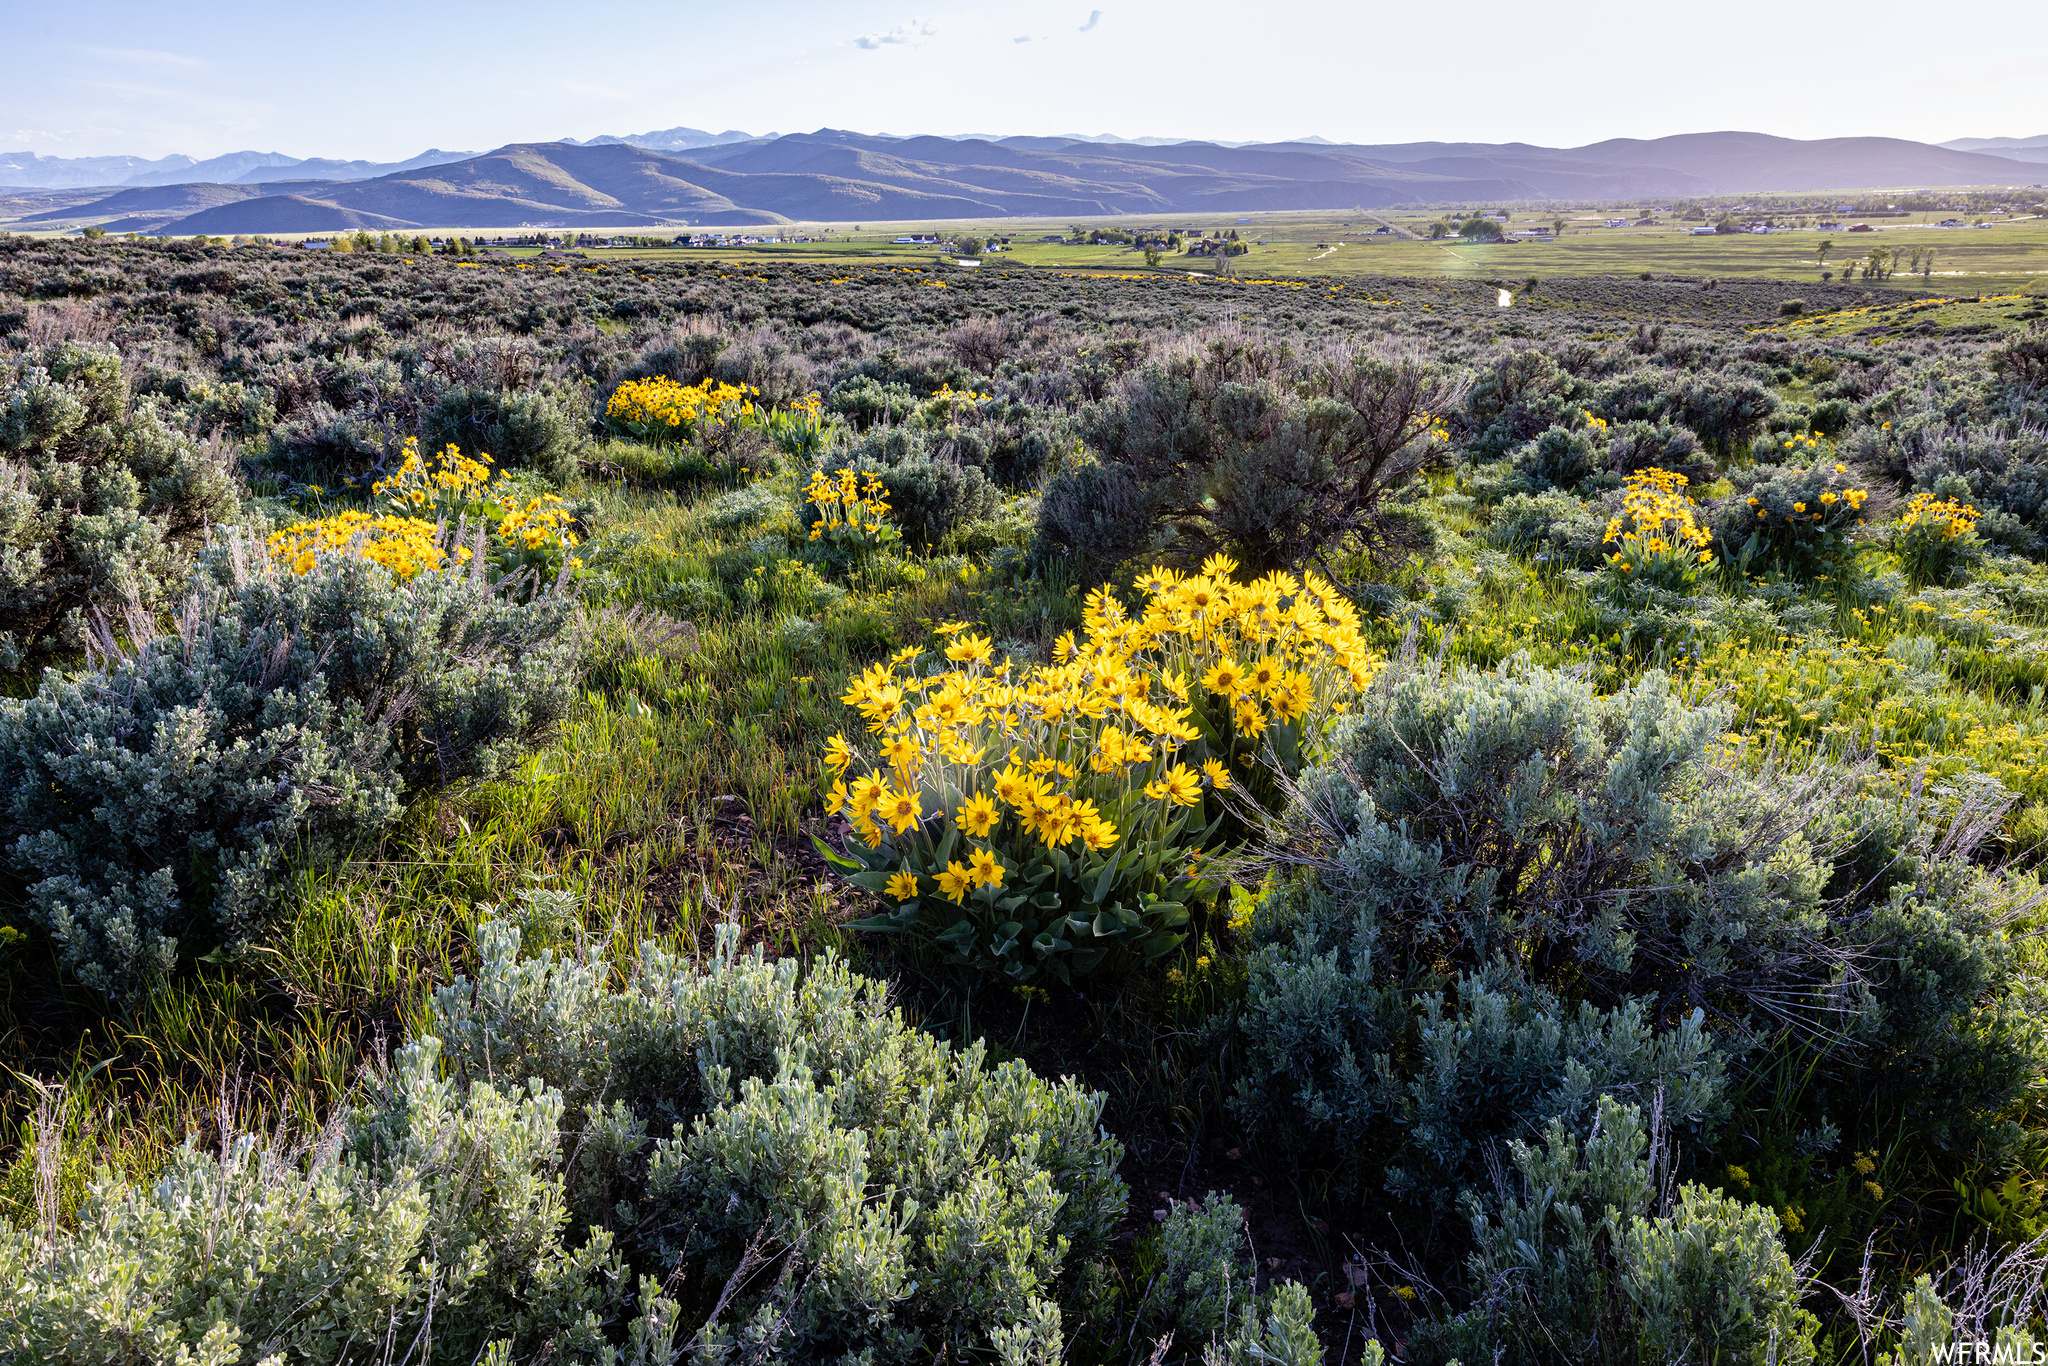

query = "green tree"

[
  {"left": 1921, "top": 246, "right": 1937, "bottom": 280},
  {"left": 1815, "top": 237, "right": 1833, "bottom": 265}
]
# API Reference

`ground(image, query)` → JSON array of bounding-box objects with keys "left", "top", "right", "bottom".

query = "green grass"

[{"left": 575, "top": 209, "right": 2048, "bottom": 292}]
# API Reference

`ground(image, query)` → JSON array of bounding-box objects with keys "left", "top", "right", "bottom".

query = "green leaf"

[
  {"left": 1090, "top": 851, "right": 1122, "bottom": 906},
  {"left": 847, "top": 915, "right": 909, "bottom": 934},
  {"left": 1146, "top": 900, "right": 1190, "bottom": 927},
  {"left": 810, "top": 832, "right": 863, "bottom": 872}
]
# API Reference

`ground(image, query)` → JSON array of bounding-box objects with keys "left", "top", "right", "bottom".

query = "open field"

[
  {"left": 14, "top": 196, "right": 2048, "bottom": 290},
  {"left": 6, "top": 236, "right": 2048, "bottom": 1361},
  {"left": 428, "top": 210, "right": 2048, "bottom": 291}
]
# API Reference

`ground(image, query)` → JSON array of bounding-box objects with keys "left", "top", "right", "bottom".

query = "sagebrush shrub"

[
  {"left": 1050, "top": 333, "right": 1459, "bottom": 572},
  {"left": 1135, "top": 1193, "right": 1329, "bottom": 1366},
  {"left": 0, "top": 539, "right": 577, "bottom": 998},
  {"left": 0, "top": 342, "right": 240, "bottom": 671},
  {"left": 0, "top": 912, "right": 1142, "bottom": 1364},
  {"left": 1484, "top": 489, "right": 1609, "bottom": 567},
  {"left": 423, "top": 382, "right": 584, "bottom": 483},
  {"left": 1422, "top": 1097, "right": 1817, "bottom": 1366},
  {"left": 1231, "top": 657, "right": 2043, "bottom": 1204},
  {"left": 1714, "top": 459, "right": 1876, "bottom": 579}
]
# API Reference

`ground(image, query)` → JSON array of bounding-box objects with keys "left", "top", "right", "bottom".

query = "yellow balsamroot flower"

[
  {"left": 967, "top": 847, "right": 1004, "bottom": 888},
  {"left": 1146, "top": 763, "right": 1204, "bottom": 807},
  {"left": 268, "top": 511, "right": 449, "bottom": 581},
  {"left": 881, "top": 787, "right": 922, "bottom": 835},
  {"left": 1601, "top": 468, "right": 1715, "bottom": 588},
  {"left": 823, "top": 559, "right": 1380, "bottom": 979},
  {"left": 885, "top": 870, "right": 921, "bottom": 900},
  {"left": 1898, "top": 491, "right": 1979, "bottom": 541},
  {"left": 606, "top": 376, "right": 759, "bottom": 442},
  {"left": 807, "top": 467, "right": 897, "bottom": 550},
  {"left": 945, "top": 632, "right": 996, "bottom": 665},
  {"left": 936, "top": 860, "right": 974, "bottom": 902},
  {"left": 824, "top": 734, "right": 855, "bottom": 774},
  {"left": 957, "top": 792, "right": 1000, "bottom": 837},
  {"left": 373, "top": 437, "right": 504, "bottom": 516},
  {"left": 883, "top": 733, "right": 921, "bottom": 774}
]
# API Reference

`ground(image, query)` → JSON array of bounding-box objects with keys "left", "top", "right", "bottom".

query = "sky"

[{"left": 2, "top": 0, "right": 2043, "bottom": 161}]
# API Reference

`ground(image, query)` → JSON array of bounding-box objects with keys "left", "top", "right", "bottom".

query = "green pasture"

[
  {"left": 16, "top": 198, "right": 2048, "bottom": 290},
  {"left": 577, "top": 212, "right": 2048, "bottom": 293}
]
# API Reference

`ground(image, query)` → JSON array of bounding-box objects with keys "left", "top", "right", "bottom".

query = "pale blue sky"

[{"left": 2, "top": 0, "right": 2040, "bottom": 160}]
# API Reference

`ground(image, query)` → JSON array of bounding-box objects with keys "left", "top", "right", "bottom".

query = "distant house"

[
  {"left": 1689, "top": 226, "right": 1716, "bottom": 236},
  {"left": 1605, "top": 219, "right": 1629, "bottom": 228},
  {"left": 1373, "top": 225, "right": 1391, "bottom": 234},
  {"left": 1848, "top": 224, "right": 1874, "bottom": 233},
  {"left": 1040, "top": 234, "right": 1064, "bottom": 242}
]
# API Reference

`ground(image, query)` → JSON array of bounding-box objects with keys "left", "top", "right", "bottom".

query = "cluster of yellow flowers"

[
  {"left": 1891, "top": 491, "right": 1983, "bottom": 586},
  {"left": 270, "top": 438, "right": 578, "bottom": 581},
  {"left": 822, "top": 556, "right": 1379, "bottom": 981},
  {"left": 1582, "top": 409, "right": 1610, "bottom": 433},
  {"left": 497, "top": 494, "right": 580, "bottom": 553},
  {"left": 913, "top": 382, "right": 997, "bottom": 427},
  {"left": 373, "top": 438, "right": 500, "bottom": 513},
  {"left": 804, "top": 467, "right": 897, "bottom": 548},
  {"left": 376, "top": 437, "right": 580, "bottom": 557},
  {"left": 1780, "top": 431, "right": 1826, "bottom": 453},
  {"left": 1603, "top": 468, "right": 1714, "bottom": 586},
  {"left": 268, "top": 510, "right": 454, "bottom": 580},
  {"left": 604, "top": 376, "right": 759, "bottom": 442},
  {"left": 1745, "top": 463, "right": 1870, "bottom": 528},
  {"left": 1898, "top": 491, "right": 1980, "bottom": 542}
]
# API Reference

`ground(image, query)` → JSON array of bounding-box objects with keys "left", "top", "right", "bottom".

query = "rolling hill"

[{"left": 31, "top": 130, "right": 2048, "bottom": 235}]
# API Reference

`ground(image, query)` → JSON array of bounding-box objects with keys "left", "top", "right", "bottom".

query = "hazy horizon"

[{"left": 5, "top": 0, "right": 2042, "bottom": 162}]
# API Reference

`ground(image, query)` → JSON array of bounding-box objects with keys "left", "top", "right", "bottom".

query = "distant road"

[{"left": 1362, "top": 210, "right": 1421, "bottom": 241}]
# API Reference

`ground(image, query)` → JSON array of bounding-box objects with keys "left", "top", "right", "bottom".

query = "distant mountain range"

[
  {"left": 8, "top": 129, "right": 2046, "bottom": 235},
  {"left": 1940, "top": 135, "right": 2048, "bottom": 164},
  {"left": 560, "top": 127, "right": 765, "bottom": 153},
  {"left": 0, "top": 148, "right": 474, "bottom": 189}
]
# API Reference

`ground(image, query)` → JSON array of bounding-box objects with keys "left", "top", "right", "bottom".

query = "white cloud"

[
  {"left": 1078, "top": 10, "right": 1103, "bottom": 32},
  {"left": 1013, "top": 34, "right": 1033, "bottom": 42},
  {"left": 853, "top": 18, "right": 936, "bottom": 50}
]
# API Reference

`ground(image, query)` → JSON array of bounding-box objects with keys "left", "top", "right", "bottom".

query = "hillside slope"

[{"left": 40, "top": 130, "right": 2048, "bottom": 235}]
